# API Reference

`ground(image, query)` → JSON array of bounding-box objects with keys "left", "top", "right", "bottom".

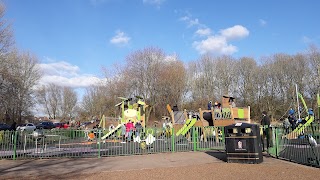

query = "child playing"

[{"left": 88, "top": 131, "right": 95, "bottom": 141}]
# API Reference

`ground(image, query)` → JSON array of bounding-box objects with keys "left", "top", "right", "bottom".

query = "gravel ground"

[
  {"left": 1, "top": 151, "right": 319, "bottom": 180},
  {"left": 83, "top": 162, "right": 319, "bottom": 180}
]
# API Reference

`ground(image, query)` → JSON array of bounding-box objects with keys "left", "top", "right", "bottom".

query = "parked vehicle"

[
  {"left": 54, "top": 122, "right": 69, "bottom": 129},
  {"left": 54, "top": 122, "right": 64, "bottom": 128},
  {"left": 36, "top": 122, "right": 55, "bottom": 129},
  {"left": 0, "top": 123, "right": 12, "bottom": 131},
  {"left": 80, "top": 122, "right": 91, "bottom": 129},
  {"left": 16, "top": 123, "right": 36, "bottom": 131},
  {"left": 32, "top": 128, "right": 45, "bottom": 141}
]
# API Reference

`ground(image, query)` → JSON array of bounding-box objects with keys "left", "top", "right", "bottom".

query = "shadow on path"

[
  {"left": 0, "top": 158, "right": 97, "bottom": 180},
  {"left": 205, "top": 151, "right": 226, "bottom": 162}
]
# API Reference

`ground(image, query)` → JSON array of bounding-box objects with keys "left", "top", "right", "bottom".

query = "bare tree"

[
  {"left": 73, "top": 45, "right": 320, "bottom": 121},
  {"left": 214, "top": 55, "right": 237, "bottom": 97},
  {"left": 0, "top": 3, "right": 14, "bottom": 54},
  {"left": 306, "top": 45, "right": 320, "bottom": 110},
  {"left": 35, "top": 85, "right": 52, "bottom": 118},
  {"left": 81, "top": 85, "right": 109, "bottom": 120},
  {"left": 234, "top": 57, "right": 258, "bottom": 106},
  {"left": 0, "top": 2, "right": 15, "bottom": 122},
  {"left": 61, "top": 87, "right": 77, "bottom": 120},
  {"left": 154, "top": 55, "right": 187, "bottom": 115},
  {"left": 122, "top": 47, "right": 165, "bottom": 122},
  {"left": 36, "top": 83, "right": 62, "bottom": 119},
  {"left": 1, "top": 50, "right": 41, "bottom": 123}
]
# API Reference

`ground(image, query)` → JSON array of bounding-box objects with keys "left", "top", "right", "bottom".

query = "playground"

[
  {"left": 0, "top": 151, "right": 319, "bottom": 180},
  {"left": 0, "top": 95, "right": 249, "bottom": 160},
  {"left": 0, "top": 93, "right": 320, "bottom": 172}
]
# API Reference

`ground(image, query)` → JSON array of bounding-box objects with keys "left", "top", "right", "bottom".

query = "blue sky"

[{"left": 3, "top": 0, "right": 320, "bottom": 88}]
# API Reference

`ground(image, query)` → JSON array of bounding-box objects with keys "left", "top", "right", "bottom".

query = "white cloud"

[
  {"left": 193, "top": 25, "right": 249, "bottom": 55},
  {"left": 38, "top": 61, "right": 80, "bottom": 77},
  {"left": 179, "top": 12, "right": 249, "bottom": 55},
  {"left": 40, "top": 75, "right": 101, "bottom": 88},
  {"left": 143, "top": 0, "right": 165, "bottom": 6},
  {"left": 90, "top": 0, "right": 109, "bottom": 6},
  {"left": 110, "top": 30, "right": 131, "bottom": 46},
  {"left": 219, "top": 25, "right": 249, "bottom": 40},
  {"left": 180, "top": 16, "right": 201, "bottom": 27},
  {"left": 179, "top": 16, "right": 189, "bottom": 21},
  {"left": 164, "top": 54, "right": 178, "bottom": 62},
  {"left": 193, "top": 36, "right": 237, "bottom": 55},
  {"left": 259, "top": 19, "right": 267, "bottom": 26},
  {"left": 36, "top": 61, "right": 103, "bottom": 88},
  {"left": 195, "top": 28, "right": 212, "bottom": 37},
  {"left": 189, "top": 18, "right": 200, "bottom": 27},
  {"left": 302, "top": 36, "right": 313, "bottom": 44}
]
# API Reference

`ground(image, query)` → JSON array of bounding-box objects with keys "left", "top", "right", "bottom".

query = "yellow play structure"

[
  {"left": 199, "top": 95, "right": 251, "bottom": 127},
  {"left": 101, "top": 96, "right": 148, "bottom": 140},
  {"left": 165, "top": 96, "right": 251, "bottom": 141}
]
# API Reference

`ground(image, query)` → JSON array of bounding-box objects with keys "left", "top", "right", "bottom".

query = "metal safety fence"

[
  {"left": 0, "top": 126, "right": 225, "bottom": 160},
  {"left": 2, "top": 123, "right": 319, "bottom": 169},
  {"left": 262, "top": 123, "right": 320, "bottom": 167}
]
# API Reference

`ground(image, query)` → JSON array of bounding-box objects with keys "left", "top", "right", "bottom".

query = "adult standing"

[
  {"left": 135, "top": 121, "right": 143, "bottom": 137},
  {"left": 261, "top": 111, "right": 271, "bottom": 150},
  {"left": 10, "top": 120, "right": 17, "bottom": 131},
  {"left": 207, "top": 101, "right": 212, "bottom": 110},
  {"left": 125, "top": 120, "right": 134, "bottom": 141},
  {"left": 288, "top": 109, "right": 297, "bottom": 130}
]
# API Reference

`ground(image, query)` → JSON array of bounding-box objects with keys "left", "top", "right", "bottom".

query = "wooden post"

[
  {"left": 171, "top": 111, "right": 175, "bottom": 125},
  {"left": 102, "top": 115, "right": 106, "bottom": 130},
  {"left": 248, "top": 106, "right": 251, "bottom": 123},
  {"left": 184, "top": 109, "right": 188, "bottom": 120},
  {"left": 197, "top": 108, "right": 206, "bottom": 142},
  {"left": 199, "top": 108, "right": 203, "bottom": 121},
  {"left": 230, "top": 105, "right": 234, "bottom": 120}
]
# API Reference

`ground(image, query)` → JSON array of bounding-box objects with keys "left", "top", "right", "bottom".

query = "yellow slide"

[
  {"left": 101, "top": 124, "right": 123, "bottom": 140},
  {"left": 285, "top": 115, "right": 314, "bottom": 139},
  {"left": 176, "top": 118, "right": 197, "bottom": 136}
]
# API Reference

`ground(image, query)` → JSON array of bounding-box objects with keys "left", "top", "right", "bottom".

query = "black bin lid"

[
  {"left": 225, "top": 122, "right": 258, "bottom": 130},
  {"left": 225, "top": 123, "right": 259, "bottom": 135}
]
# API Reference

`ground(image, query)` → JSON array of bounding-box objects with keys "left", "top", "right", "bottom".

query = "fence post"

[
  {"left": 221, "top": 127, "right": 225, "bottom": 144},
  {"left": 193, "top": 127, "right": 197, "bottom": 151},
  {"left": 171, "top": 128, "right": 175, "bottom": 153},
  {"left": 13, "top": 131, "right": 17, "bottom": 160},
  {"left": 275, "top": 127, "right": 279, "bottom": 158},
  {"left": 98, "top": 129, "right": 101, "bottom": 158}
]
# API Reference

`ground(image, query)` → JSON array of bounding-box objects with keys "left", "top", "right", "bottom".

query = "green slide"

[{"left": 176, "top": 118, "right": 197, "bottom": 136}]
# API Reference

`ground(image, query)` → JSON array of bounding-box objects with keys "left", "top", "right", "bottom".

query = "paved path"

[{"left": 0, "top": 151, "right": 319, "bottom": 180}]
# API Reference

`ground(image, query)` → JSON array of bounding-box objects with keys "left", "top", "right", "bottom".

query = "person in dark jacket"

[
  {"left": 10, "top": 121, "right": 17, "bottom": 131},
  {"left": 261, "top": 111, "right": 270, "bottom": 150},
  {"left": 261, "top": 111, "right": 270, "bottom": 126},
  {"left": 288, "top": 109, "right": 297, "bottom": 130},
  {"left": 135, "top": 121, "right": 143, "bottom": 137},
  {"left": 207, "top": 101, "right": 212, "bottom": 110},
  {"left": 172, "top": 105, "right": 179, "bottom": 112}
]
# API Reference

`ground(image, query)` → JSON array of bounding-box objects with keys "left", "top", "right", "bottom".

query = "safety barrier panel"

[
  {"left": 0, "top": 126, "right": 224, "bottom": 160},
  {"left": 262, "top": 123, "right": 320, "bottom": 168},
  {"left": 2, "top": 123, "right": 319, "bottom": 169}
]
